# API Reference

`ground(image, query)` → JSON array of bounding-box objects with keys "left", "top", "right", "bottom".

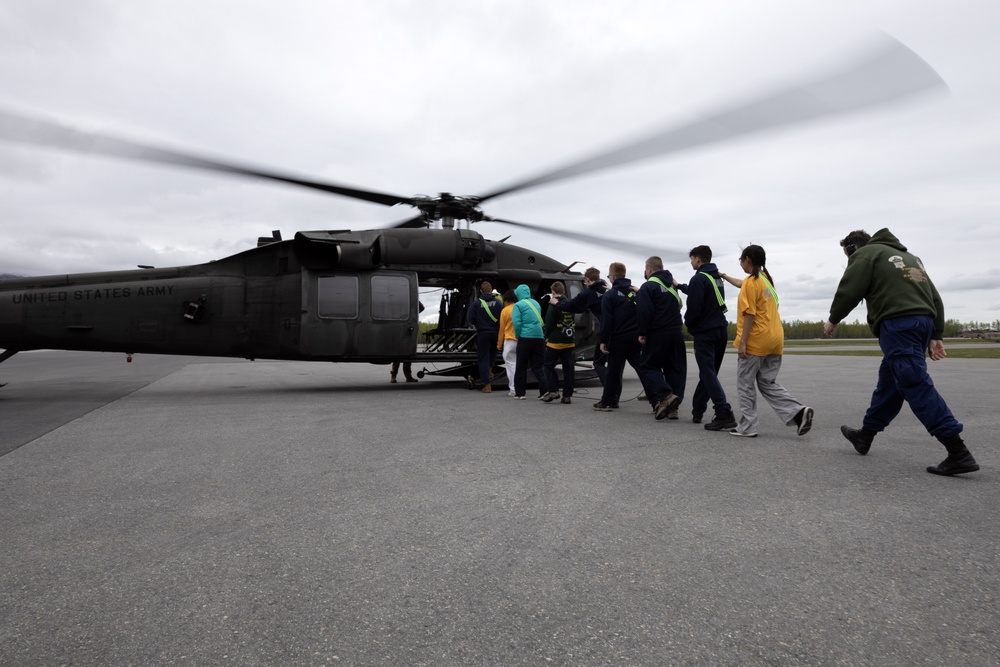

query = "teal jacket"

[
  {"left": 828, "top": 228, "right": 945, "bottom": 338},
  {"left": 511, "top": 284, "right": 544, "bottom": 339}
]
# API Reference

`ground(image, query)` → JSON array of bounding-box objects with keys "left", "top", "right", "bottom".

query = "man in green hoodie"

[{"left": 824, "top": 228, "right": 978, "bottom": 476}]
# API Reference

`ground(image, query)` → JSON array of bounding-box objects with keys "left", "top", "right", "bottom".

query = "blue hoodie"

[
  {"left": 511, "top": 284, "right": 544, "bottom": 339},
  {"left": 467, "top": 291, "right": 503, "bottom": 332},
  {"left": 676, "top": 262, "right": 728, "bottom": 334},
  {"left": 637, "top": 269, "right": 683, "bottom": 336},
  {"left": 599, "top": 278, "right": 639, "bottom": 342}
]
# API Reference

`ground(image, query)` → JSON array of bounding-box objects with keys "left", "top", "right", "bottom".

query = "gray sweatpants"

[{"left": 735, "top": 354, "right": 805, "bottom": 435}]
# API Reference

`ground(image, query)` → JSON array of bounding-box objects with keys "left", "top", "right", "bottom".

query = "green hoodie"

[{"left": 828, "top": 228, "right": 945, "bottom": 338}]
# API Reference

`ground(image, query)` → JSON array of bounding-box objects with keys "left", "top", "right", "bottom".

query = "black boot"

[
  {"left": 927, "top": 435, "right": 980, "bottom": 476},
  {"left": 841, "top": 425, "right": 875, "bottom": 455},
  {"left": 704, "top": 410, "right": 738, "bottom": 431}
]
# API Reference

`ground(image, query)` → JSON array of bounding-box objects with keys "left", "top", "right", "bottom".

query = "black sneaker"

[
  {"left": 705, "top": 411, "right": 738, "bottom": 431},
  {"left": 796, "top": 407, "right": 814, "bottom": 436},
  {"left": 593, "top": 402, "right": 613, "bottom": 412},
  {"left": 692, "top": 410, "right": 704, "bottom": 424}
]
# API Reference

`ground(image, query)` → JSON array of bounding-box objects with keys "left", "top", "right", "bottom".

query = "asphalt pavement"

[{"left": 1, "top": 350, "right": 997, "bottom": 666}]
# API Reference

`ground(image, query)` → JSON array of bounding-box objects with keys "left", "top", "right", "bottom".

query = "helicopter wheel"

[{"left": 417, "top": 370, "right": 425, "bottom": 379}]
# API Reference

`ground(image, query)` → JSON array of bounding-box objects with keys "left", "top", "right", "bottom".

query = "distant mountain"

[{"left": 1, "top": 274, "right": 26, "bottom": 279}]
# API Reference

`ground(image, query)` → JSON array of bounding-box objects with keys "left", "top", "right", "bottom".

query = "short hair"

[
  {"left": 480, "top": 281, "right": 493, "bottom": 293},
  {"left": 550, "top": 281, "right": 565, "bottom": 295},
  {"left": 502, "top": 289, "right": 517, "bottom": 304},
  {"left": 584, "top": 267, "right": 601, "bottom": 282},
  {"left": 689, "top": 245, "right": 712, "bottom": 263},
  {"left": 645, "top": 256, "right": 663, "bottom": 271},
  {"left": 840, "top": 230, "right": 871, "bottom": 252},
  {"left": 609, "top": 262, "right": 626, "bottom": 279}
]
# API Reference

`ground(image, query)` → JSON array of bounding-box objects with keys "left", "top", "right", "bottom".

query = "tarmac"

[{"left": 1, "top": 350, "right": 997, "bottom": 666}]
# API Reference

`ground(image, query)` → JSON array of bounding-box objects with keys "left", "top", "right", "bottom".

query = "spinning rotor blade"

[
  {"left": 487, "top": 217, "right": 689, "bottom": 262},
  {"left": 0, "top": 109, "right": 411, "bottom": 207},
  {"left": 478, "top": 35, "right": 947, "bottom": 202}
]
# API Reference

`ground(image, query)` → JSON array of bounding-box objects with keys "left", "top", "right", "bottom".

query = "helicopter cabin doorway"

[{"left": 299, "top": 270, "right": 418, "bottom": 360}]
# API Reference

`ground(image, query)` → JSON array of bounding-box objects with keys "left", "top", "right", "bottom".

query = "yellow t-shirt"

[
  {"left": 497, "top": 303, "right": 517, "bottom": 350},
  {"left": 734, "top": 273, "right": 783, "bottom": 356}
]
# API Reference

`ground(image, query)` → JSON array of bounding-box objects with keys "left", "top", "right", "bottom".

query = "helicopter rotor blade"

[
  {"left": 0, "top": 109, "right": 412, "bottom": 208},
  {"left": 486, "top": 217, "right": 689, "bottom": 262},
  {"left": 477, "top": 34, "right": 947, "bottom": 202}
]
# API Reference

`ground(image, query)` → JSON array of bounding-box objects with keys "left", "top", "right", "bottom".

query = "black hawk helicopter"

[{"left": 0, "top": 37, "right": 945, "bottom": 385}]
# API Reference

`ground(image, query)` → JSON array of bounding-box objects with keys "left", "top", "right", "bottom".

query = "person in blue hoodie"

[
  {"left": 675, "top": 245, "right": 736, "bottom": 430},
  {"left": 594, "top": 263, "right": 643, "bottom": 411},
  {"left": 636, "top": 256, "right": 685, "bottom": 420},
  {"left": 510, "top": 283, "right": 546, "bottom": 399},
  {"left": 467, "top": 281, "right": 504, "bottom": 392}
]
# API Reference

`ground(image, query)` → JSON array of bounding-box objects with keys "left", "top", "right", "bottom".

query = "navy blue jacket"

[
  {"left": 599, "top": 278, "right": 639, "bottom": 342},
  {"left": 676, "top": 262, "right": 728, "bottom": 334},
  {"left": 467, "top": 292, "right": 503, "bottom": 332},
  {"left": 551, "top": 280, "right": 607, "bottom": 318},
  {"left": 637, "top": 269, "right": 683, "bottom": 337}
]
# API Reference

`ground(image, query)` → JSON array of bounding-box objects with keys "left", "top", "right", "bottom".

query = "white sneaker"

[{"left": 730, "top": 429, "right": 758, "bottom": 438}]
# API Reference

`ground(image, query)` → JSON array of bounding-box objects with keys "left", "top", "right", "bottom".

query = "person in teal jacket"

[{"left": 511, "top": 283, "right": 545, "bottom": 399}]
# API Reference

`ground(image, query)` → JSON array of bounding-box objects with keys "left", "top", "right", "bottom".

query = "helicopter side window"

[
  {"left": 370, "top": 275, "right": 410, "bottom": 321},
  {"left": 317, "top": 276, "right": 359, "bottom": 319}
]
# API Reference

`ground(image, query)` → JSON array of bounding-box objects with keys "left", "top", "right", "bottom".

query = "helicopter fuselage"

[{"left": 0, "top": 228, "right": 597, "bottom": 371}]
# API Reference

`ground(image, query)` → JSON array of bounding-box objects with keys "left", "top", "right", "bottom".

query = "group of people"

[{"left": 464, "top": 230, "right": 979, "bottom": 477}]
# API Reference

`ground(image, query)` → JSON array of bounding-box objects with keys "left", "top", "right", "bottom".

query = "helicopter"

[{"left": 0, "top": 36, "right": 945, "bottom": 384}]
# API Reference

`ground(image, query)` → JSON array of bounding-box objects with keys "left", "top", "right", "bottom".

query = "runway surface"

[{"left": 1, "top": 350, "right": 997, "bottom": 666}]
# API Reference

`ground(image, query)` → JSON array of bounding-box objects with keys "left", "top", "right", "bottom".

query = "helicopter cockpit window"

[
  {"left": 370, "top": 275, "right": 410, "bottom": 321},
  {"left": 317, "top": 276, "right": 359, "bottom": 319}
]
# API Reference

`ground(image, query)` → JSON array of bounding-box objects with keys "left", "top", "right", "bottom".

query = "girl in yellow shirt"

[{"left": 730, "top": 245, "right": 813, "bottom": 438}]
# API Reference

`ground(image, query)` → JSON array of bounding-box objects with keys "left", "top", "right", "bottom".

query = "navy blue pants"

[
  {"left": 863, "top": 315, "right": 962, "bottom": 438},
  {"left": 476, "top": 330, "right": 498, "bottom": 385},
  {"left": 637, "top": 328, "right": 687, "bottom": 407},
  {"left": 600, "top": 335, "right": 642, "bottom": 406},
  {"left": 690, "top": 324, "right": 732, "bottom": 414},
  {"left": 542, "top": 346, "right": 575, "bottom": 397}
]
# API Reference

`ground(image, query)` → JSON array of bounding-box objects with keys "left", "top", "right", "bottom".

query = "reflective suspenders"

[
  {"left": 698, "top": 271, "right": 728, "bottom": 314},
  {"left": 648, "top": 277, "right": 682, "bottom": 305},
  {"left": 480, "top": 298, "right": 499, "bottom": 324}
]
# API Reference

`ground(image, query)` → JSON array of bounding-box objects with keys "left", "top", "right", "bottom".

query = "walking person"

[
  {"left": 593, "top": 263, "right": 643, "bottom": 412},
  {"left": 540, "top": 281, "right": 575, "bottom": 404},
  {"left": 636, "top": 256, "right": 685, "bottom": 420},
  {"left": 496, "top": 290, "right": 519, "bottom": 396},
  {"left": 549, "top": 267, "right": 609, "bottom": 386},
  {"left": 467, "top": 281, "right": 503, "bottom": 393},
  {"left": 731, "top": 245, "right": 814, "bottom": 438},
  {"left": 825, "top": 229, "right": 979, "bottom": 476},
  {"left": 676, "top": 245, "right": 736, "bottom": 430},
  {"left": 511, "top": 284, "right": 546, "bottom": 400}
]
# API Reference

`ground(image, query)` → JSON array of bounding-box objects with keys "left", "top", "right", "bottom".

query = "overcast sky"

[{"left": 2, "top": 0, "right": 998, "bottom": 325}]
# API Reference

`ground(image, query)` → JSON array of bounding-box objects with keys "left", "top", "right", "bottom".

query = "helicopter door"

[{"left": 300, "top": 270, "right": 418, "bottom": 359}]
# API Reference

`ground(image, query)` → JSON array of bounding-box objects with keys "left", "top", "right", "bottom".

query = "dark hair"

[
  {"left": 689, "top": 245, "right": 712, "bottom": 263},
  {"left": 740, "top": 244, "right": 774, "bottom": 285},
  {"left": 503, "top": 289, "right": 517, "bottom": 304},
  {"left": 839, "top": 230, "right": 871, "bottom": 257},
  {"left": 584, "top": 267, "right": 601, "bottom": 282}
]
